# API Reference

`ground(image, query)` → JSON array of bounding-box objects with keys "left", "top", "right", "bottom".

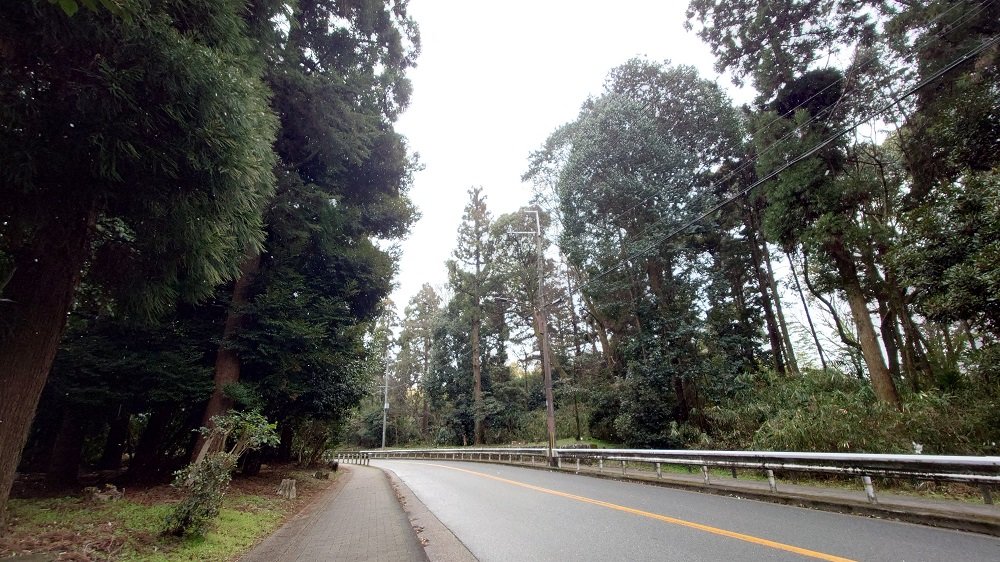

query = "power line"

[
  {"left": 540, "top": 0, "right": 993, "bottom": 265},
  {"left": 572, "top": 31, "right": 1000, "bottom": 295}
]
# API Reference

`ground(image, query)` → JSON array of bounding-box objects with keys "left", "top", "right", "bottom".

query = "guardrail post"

[
  {"left": 981, "top": 484, "right": 994, "bottom": 505},
  {"left": 767, "top": 470, "right": 777, "bottom": 492},
  {"left": 576, "top": 459, "right": 580, "bottom": 474},
  {"left": 557, "top": 456, "right": 562, "bottom": 469},
  {"left": 862, "top": 475, "right": 878, "bottom": 503},
  {"left": 656, "top": 462, "right": 662, "bottom": 479},
  {"left": 621, "top": 460, "right": 627, "bottom": 477},
  {"left": 598, "top": 458, "right": 603, "bottom": 473},
  {"left": 731, "top": 467, "right": 738, "bottom": 479},
  {"left": 701, "top": 466, "right": 711, "bottom": 485}
]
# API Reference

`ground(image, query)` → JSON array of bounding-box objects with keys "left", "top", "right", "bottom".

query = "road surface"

[{"left": 373, "top": 459, "right": 1000, "bottom": 561}]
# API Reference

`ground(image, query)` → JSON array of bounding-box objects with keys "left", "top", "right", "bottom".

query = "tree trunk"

[
  {"left": 46, "top": 409, "right": 86, "bottom": 487},
  {"left": 728, "top": 261, "right": 758, "bottom": 367},
  {"left": 421, "top": 335, "right": 432, "bottom": 437},
  {"left": 766, "top": 246, "right": 799, "bottom": 375},
  {"left": 98, "top": 408, "right": 131, "bottom": 471},
  {"left": 878, "top": 302, "right": 902, "bottom": 381},
  {"left": 564, "top": 264, "right": 584, "bottom": 357},
  {"left": 127, "top": 404, "right": 174, "bottom": 483},
  {"left": 573, "top": 391, "right": 582, "bottom": 441},
  {"left": 671, "top": 376, "right": 690, "bottom": 422},
  {"left": 0, "top": 207, "right": 94, "bottom": 529},
  {"left": 241, "top": 450, "right": 263, "bottom": 476},
  {"left": 787, "top": 251, "right": 827, "bottom": 370},
  {"left": 828, "top": 239, "right": 901, "bottom": 407},
  {"left": 276, "top": 422, "right": 295, "bottom": 463},
  {"left": 803, "top": 252, "right": 862, "bottom": 352},
  {"left": 471, "top": 313, "right": 484, "bottom": 445},
  {"left": 963, "top": 321, "right": 979, "bottom": 352},
  {"left": 942, "top": 323, "right": 957, "bottom": 369},
  {"left": 747, "top": 224, "right": 786, "bottom": 374},
  {"left": 861, "top": 247, "right": 903, "bottom": 383},
  {"left": 420, "top": 393, "right": 429, "bottom": 438},
  {"left": 194, "top": 252, "right": 261, "bottom": 458},
  {"left": 583, "top": 295, "right": 617, "bottom": 371}
]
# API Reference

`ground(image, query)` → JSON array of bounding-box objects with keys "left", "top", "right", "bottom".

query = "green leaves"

[
  {"left": 49, "top": 0, "right": 136, "bottom": 22},
  {"left": 895, "top": 172, "right": 1000, "bottom": 335},
  {"left": 54, "top": 0, "right": 79, "bottom": 16},
  {"left": 166, "top": 411, "right": 278, "bottom": 536},
  {"left": 3, "top": 0, "right": 279, "bottom": 319}
]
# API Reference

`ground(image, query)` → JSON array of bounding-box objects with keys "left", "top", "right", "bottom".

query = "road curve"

[{"left": 373, "top": 459, "right": 1000, "bottom": 561}]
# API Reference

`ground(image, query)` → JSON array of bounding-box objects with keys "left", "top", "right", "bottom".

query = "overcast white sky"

[{"left": 390, "top": 1, "right": 754, "bottom": 311}]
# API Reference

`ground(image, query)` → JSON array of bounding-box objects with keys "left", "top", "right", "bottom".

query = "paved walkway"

[{"left": 242, "top": 465, "right": 428, "bottom": 562}]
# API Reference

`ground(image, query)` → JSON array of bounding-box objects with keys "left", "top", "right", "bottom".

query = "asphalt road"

[{"left": 373, "top": 459, "right": 1000, "bottom": 562}]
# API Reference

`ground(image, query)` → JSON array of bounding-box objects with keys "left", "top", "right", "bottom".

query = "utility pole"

[
  {"left": 515, "top": 209, "right": 557, "bottom": 466},
  {"left": 381, "top": 370, "right": 389, "bottom": 449}
]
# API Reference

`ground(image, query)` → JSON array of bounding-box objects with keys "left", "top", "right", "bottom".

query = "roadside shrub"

[
  {"left": 587, "top": 387, "right": 621, "bottom": 443},
  {"left": 164, "top": 452, "right": 239, "bottom": 537},
  {"left": 703, "top": 369, "right": 1000, "bottom": 454},
  {"left": 164, "top": 411, "right": 278, "bottom": 536}
]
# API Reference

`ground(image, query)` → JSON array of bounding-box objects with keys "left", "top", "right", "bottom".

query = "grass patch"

[
  {"left": 120, "top": 506, "right": 283, "bottom": 562},
  {"left": 1, "top": 466, "right": 336, "bottom": 561}
]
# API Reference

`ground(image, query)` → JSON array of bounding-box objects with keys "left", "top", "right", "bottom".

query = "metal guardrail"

[
  {"left": 334, "top": 451, "right": 370, "bottom": 466},
  {"left": 356, "top": 447, "right": 1000, "bottom": 505}
]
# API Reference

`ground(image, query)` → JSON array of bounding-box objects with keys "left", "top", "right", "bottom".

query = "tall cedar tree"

[
  {"left": 686, "top": 0, "right": 999, "bottom": 402},
  {"left": 397, "top": 284, "right": 443, "bottom": 437},
  {"left": 196, "top": 0, "right": 419, "bottom": 447},
  {"left": 448, "top": 188, "right": 492, "bottom": 444},
  {"left": 0, "top": 1, "right": 277, "bottom": 522}
]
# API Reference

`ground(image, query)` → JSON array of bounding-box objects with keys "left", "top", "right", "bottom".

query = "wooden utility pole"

[{"left": 523, "top": 210, "right": 557, "bottom": 465}]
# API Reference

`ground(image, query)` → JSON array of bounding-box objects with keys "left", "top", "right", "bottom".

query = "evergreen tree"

[
  {"left": 448, "top": 188, "right": 493, "bottom": 444},
  {"left": 527, "top": 59, "right": 745, "bottom": 444},
  {"left": 397, "top": 285, "right": 443, "bottom": 438},
  {"left": 196, "top": 0, "right": 419, "bottom": 447},
  {"left": 0, "top": 0, "right": 277, "bottom": 520}
]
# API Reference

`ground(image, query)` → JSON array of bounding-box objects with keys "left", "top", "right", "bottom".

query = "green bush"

[
  {"left": 703, "top": 369, "right": 1000, "bottom": 454},
  {"left": 164, "top": 452, "right": 238, "bottom": 537},
  {"left": 164, "top": 411, "right": 278, "bottom": 536}
]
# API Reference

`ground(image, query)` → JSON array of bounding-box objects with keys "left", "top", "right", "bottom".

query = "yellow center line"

[{"left": 416, "top": 462, "right": 855, "bottom": 562}]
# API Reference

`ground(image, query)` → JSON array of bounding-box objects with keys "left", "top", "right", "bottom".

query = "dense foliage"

[
  {"left": 343, "top": 0, "right": 999, "bottom": 456},
  {"left": 4, "top": 1, "right": 999, "bottom": 536},
  {"left": 2, "top": 0, "right": 418, "bottom": 530},
  {"left": 165, "top": 411, "right": 278, "bottom": 537}
]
